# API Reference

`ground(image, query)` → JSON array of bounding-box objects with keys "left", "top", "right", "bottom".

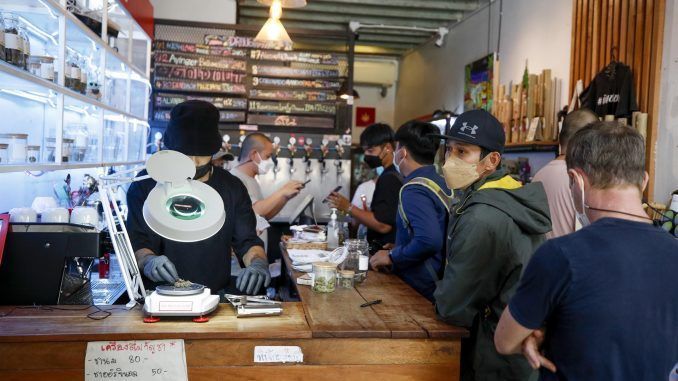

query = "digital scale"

[{"left": 142, "top": 283, "right": 220, "bottom": 323}]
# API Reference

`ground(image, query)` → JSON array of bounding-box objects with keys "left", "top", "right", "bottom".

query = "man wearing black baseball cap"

[
  {"left": 126, "top": 100, "right": 271, "bottom": 296},
  {"left": 431, "top": 109, "right": 551, "bottom": 381}
]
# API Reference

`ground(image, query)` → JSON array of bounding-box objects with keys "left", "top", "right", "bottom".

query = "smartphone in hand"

[{"left": 322, "top": 186, "right": 342, "bottom": 203}]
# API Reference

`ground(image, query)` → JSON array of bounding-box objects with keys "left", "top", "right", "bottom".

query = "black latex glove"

[
  {"left": 143, "top": 255, "right": 179, "bottom": 283},
  {"left": 236, "top": 257, "right": 271, "bottom": 295}
]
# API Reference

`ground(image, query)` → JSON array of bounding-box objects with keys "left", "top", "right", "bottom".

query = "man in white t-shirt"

[
  {"left": 532, "top": 108, "right": 598, "bottom": 238},
  {"left": 351, "top": 175, "right": 378, "bottom": 238},
  {"left": 230, "top": 133, "right": 304, "bottom": 248}
]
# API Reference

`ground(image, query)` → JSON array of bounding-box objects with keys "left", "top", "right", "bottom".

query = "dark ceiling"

[{"left": 237, "top": 0, "right": 488, "bottom": 56}]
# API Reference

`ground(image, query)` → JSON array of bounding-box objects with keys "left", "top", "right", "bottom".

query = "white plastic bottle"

[{"left": 327, "top": 208, "right": 339, "bottom": 249}]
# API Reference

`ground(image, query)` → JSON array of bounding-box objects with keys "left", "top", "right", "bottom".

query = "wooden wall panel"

[{"left": 569, "top": 0, "right": 666, "bottom": 199}]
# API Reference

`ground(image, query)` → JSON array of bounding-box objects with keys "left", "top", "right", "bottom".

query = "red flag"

[{"left": 355, "top": 107, "right": 376, "bottom": 127}]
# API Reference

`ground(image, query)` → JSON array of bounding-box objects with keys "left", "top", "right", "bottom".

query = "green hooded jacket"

[{"left": 434, "top": 168, "right": 551, "bottom": 381}]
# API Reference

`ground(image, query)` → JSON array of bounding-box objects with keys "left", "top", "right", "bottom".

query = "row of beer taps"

[{"left": 222, "top": 134, "right": 348, "bottom": 175}]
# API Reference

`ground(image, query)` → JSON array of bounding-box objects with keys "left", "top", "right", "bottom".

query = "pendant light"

[
  {"left": 256, "top": 0, "right": 306, "bottom": 7},
  {"left": 254, "top": 0, "right": 293, "bottom": 46},
  {"left": 338, "top": 81, "right": 360, "bottom": 100}
]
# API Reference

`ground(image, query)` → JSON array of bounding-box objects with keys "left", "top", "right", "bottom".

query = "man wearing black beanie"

[{"left": 126, "top": 100, "right": 270, "bottom": 295}]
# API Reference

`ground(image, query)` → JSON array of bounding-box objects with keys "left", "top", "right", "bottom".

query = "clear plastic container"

[
  {"left": 0, "top": 143, "right": 8, "bottom": 164},
  {"left": 26, "top": 145, "right": 40, "bottom": 163},
  {"left": 0, "top": 133, "right": 28, "bottom": 163},
  {"left": 312, "top": 262, "right": 337, "bottom": 293}
]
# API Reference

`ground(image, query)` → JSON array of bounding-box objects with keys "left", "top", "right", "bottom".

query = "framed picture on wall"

[{"left": 464, "top": 53, "right": 495, "bottom": 112}]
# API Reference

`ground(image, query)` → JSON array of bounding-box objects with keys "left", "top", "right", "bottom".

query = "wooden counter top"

[
  {"left": 0, "top": 302, "right": 311, "bottom": 343},
  {"left": 281, "top": 246, "right": 468, "bottom": 340},
  {"left": 0, "top": 249, "right": 467, "bottom": 380}
]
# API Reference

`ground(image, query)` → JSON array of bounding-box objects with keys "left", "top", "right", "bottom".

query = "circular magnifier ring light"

[{"left": 143, "top": 179, "right": 225, "bottom": 242}]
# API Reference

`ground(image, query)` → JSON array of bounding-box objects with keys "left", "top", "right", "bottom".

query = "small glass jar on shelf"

[
  {"left": 0, "top": 15, "right": 6, "bottom": 62},
  {"left": 27, "top": 56, "right": 56, "bottom": 82},
  {"left": 26, "top": 145, "right": 40, "bottom": 163},
  {"left": 65, "top": 53, "right": 82, "bottom": 92},
  {"left": 0, "top": 143, "right": 8, "bottom": 164},
  {"left": 66, "top": 123, "right": 89, "bottom": 162},
  {"left": 3, "top": 13, "right": 24, "bottom": 68},
  {"left": 78, "top": 55, "right": 88, "bottom": 94},
  {"left": 19, "top": 22, "right": 29, "bottom": 70},
  {"left": 45, "top": 137, "right": 74, "bottom": 163},
  {"left": 0, "top": 133, "right": 28, "bottom": 163}
]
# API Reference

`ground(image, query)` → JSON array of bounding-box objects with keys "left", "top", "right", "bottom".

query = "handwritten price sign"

[{"left": 85, "top": 339, "right": 187, "bottom": 381}]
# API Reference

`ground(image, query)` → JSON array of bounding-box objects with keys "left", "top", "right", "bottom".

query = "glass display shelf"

[
  {"left": 0, "top": 160, "right": 143, "bottom": 173},
  {"left": 0, "top": 0, "right": 150, "bottom": 174}
]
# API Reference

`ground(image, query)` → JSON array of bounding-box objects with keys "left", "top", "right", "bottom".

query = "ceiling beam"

[
  {"left": 303, "top": 0, "right": 479, "bottom": 11},
  {"left": 290, "top": 41, "right": 406, "bottom": 56},
  {"left": 238, "top": 9, "right": 454, "bottom": 28},
  {"left": 292, "top": 37, "right": 416, "bottom": 50},
  {"left": 239, "top": 17, "right": 347, "bottom": 32},
  {"left": 239, "top": 0, "right": 464, "bottom": 21},
  {"left": 239, "top": 18, "right": 435, "bottom": 37},
  {"left": 356, "top": 33, "right": 430, "bottom": 44}
]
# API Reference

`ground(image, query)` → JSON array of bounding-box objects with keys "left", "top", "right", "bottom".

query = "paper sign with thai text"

[
  {"left": 85, "top": 339, "right": 187, "bottom": 381},
  {"left": 253, "top": 346, "right": 304, "bottom": 363}
]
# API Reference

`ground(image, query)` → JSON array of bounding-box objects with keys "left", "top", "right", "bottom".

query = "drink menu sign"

[{"left": 152, "top": 34, "right": 344, "bottom": 131}]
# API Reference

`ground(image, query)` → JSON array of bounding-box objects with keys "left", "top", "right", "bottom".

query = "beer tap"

[
  {"left": 319, "top": 138, "right": 330, "bottom": 174},
  {"left": 221, "top": 134, "right": 232, "bottom": 155},
  {"left": 303, "top": 138, "right": 314, "bottom": 174},
  {"left": 334, "top": 140, "right": 345, "bottom": 175},
  {"left": 272, "top": 136, "right": 281, "bottom": 174},
  {"left": 287, "top": 136, "right": 297, "bottom": 174},
  {"left": 231, "top": 133, "right": 245, "bottom": 160}
]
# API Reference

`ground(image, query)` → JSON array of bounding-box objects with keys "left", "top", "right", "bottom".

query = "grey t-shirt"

[{"left": 230, "top": 166, "right": 264, "bottom": 203}]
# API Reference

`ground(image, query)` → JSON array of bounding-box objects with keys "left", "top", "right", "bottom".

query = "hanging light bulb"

[
  {"left": 256, "top": 0, "right": 306, "bottom": 8},
  {"left": 255, "top": 0, "right": 293, "bottom": 46}
]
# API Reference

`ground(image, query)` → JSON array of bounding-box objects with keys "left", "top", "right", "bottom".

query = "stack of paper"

[
  {"left": 287, "top": 249, "right": 333, "bottom": 272},
  {"left": 287, "top": 248, "right": 347, "bottom": 273}
]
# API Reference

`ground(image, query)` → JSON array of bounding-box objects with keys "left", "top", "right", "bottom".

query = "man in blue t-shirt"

[
  {"left": 369, "top": 121, "right": 451, "bottom": 301},
  {"left": 494, "top": 121, "right": 678, "bottom": 380}
]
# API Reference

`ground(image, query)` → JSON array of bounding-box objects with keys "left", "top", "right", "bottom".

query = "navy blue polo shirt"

[{"left": 390, "top": 165, "right": 450, "bottom": 301}]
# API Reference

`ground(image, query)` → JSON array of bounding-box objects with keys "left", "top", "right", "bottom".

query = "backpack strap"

[
  {"left": 398, "top": 177, "right": 452, "bottom": 229},
  {"left": 397, "top": 177, "right": 452, "bottom": 281}
]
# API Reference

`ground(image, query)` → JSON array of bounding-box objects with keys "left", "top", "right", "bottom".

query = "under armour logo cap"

[{"left": 430, "top": 109, "right": 505, "bottom": 153}]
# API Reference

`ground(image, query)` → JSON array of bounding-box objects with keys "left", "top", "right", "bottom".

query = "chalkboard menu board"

[{"left": 151, "top": 34, "right": 347, "bottom": 133}]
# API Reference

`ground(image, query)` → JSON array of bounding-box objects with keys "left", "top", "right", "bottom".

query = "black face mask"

[
  {"left": 364, "top": 154, "right": 382, "bottom": 169},
  {"left": 193, "top": 163, "right": 212, "bottom": 180}
]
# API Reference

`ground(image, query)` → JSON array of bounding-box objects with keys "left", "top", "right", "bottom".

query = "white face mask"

[
  {"left": 393, "top": 148, "right": 405, "bottom": 175},
  {"left": 442, "top": 155, "right": 481, "bottom": 190},
  {"left": 255, "top": 151, "right": 274, "bottom": 175},
  {"left": 571, "top": 172, "right": 590, "bottom": 228}
]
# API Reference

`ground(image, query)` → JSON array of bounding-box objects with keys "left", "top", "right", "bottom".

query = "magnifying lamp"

[
  {"left": 98, "top": 150, "right": 225, "bottom": 309},
  {"left": 143, "top": 150, "right": 225, "bottom": 242}
]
